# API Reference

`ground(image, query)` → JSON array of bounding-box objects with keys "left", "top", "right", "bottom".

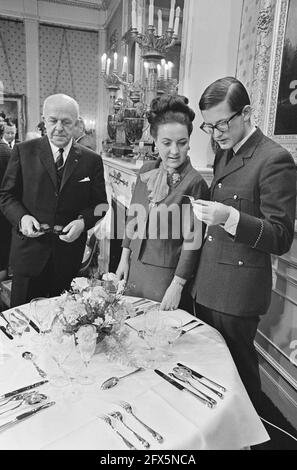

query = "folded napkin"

[
  {"left": 125, "top": 308, "right": 198, "bottom": 333},
  {"left": 42, "top": 389, "right": 201, "bottom": 450}
]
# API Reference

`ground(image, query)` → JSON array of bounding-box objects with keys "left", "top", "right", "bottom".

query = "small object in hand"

[
  {"left": 53, "top": 225, "right": 64, "bottom": 235},
  {"left": 38, "top": 224, "right": 51, "bottom": 233},
  {"left": 183, "top": 194, "right": 195, "bottom": 203}
]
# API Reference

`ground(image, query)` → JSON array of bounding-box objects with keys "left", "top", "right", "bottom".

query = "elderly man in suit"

[
  {"left": 0, "top": 94, "right": 108, "bottom": 307},
  {"left": 0, "top": 122, "right": 12, "bottom": 282},
  {"left": 191, "top": 77, "right": 296, "bottom": 410}
]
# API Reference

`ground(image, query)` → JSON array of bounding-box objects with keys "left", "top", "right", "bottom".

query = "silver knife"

[
  {"left": 0, "top": 380, "right": 48, "bottom": 401},
  {"left": 154, "top": 369, "right": 214, "bottom": 408},
  {"left": 0, "top": 401, "right": 55, "bottom": 433},
  {"left": 15, "top": 308, "right": 40, "bottom": 333}
]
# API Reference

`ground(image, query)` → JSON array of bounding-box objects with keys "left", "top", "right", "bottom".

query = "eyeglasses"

[{"left": 200, "top": 108, "right": 243, "bottom": 135}]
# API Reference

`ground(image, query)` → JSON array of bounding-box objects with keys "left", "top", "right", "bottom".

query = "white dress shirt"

[{"left": 48, "top": 138, "right": 73, "bottom": 166}]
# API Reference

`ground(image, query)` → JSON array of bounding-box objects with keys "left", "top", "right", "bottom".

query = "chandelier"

[{"left": 100, "top": 0, "right": 182, "bottom": 158}]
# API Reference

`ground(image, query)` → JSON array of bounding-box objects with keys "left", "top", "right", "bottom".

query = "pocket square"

[{"left": 78, "top": 177, "right": 90, "bottom": 182}]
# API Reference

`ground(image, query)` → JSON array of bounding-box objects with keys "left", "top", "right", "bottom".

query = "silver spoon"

[
  {"left": 22, "top": 351, "right": 47, "bottom": 378},
  {"left": 0, "top": 392, "right": 47, "bottom": 416},
  {"left": 173, "top": 366, "right": 224, "bottom": 399},
  {"left": 170, "top": 371, "right": 217, "bottom": 406},
  {"left": 100, "top": 367, "right": 144, "bottom": 390}
]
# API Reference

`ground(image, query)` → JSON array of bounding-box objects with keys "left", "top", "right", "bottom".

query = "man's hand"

[
  {"left": 20, "top": 215, "right": 44, "bottom": 238},
  {"left": 192, "top": 200, "right": 231, "bottom": 226},
  {"left": 59, "top": 219, "right": 85, "bottom": 243}
]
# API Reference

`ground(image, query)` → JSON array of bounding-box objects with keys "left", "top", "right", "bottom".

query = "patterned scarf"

[{"left": 140, "top": 157, "right": 189, "bottom": 205}]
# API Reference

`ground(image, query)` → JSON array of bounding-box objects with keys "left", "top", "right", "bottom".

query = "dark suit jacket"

[
  {"left": 191, "top": 128, "right": 296, "bottom": 316},
  {"left": 0, "top": 136, "right": 108, "bottom": 277},
  {"left": 123, "top": 158, "right": 209, "bottom": 280},
  {"left": 76, "top": 134, "right": 96, "bottom": 151},
  {"left": 0, "top": 141, "right": 12, "bottom": 268}
]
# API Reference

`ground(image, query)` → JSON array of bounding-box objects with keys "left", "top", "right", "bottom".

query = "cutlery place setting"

[
  {"left": 0, "top": 309, "right": 40, "bottom": 343},
  {"left": 154, "top": 363, "right": 227, "bottom": 409},
  {"left": 99, "top": 400, "right": 164, "bottom": 450},
  {"left": 0, "top": 381, "right": 55, "bottom": 433}
]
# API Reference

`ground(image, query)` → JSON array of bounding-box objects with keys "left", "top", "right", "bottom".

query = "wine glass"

[
  {"left": 140, "top": 308, "right": 166, "bottom": 367},
  {"left": 48, "top": 325, "right": 74, "bottom": 388},
  {"left": 162, "top": 316, "right": 182, "bottom": 357},
  {"left": 76, "top": 325, "right": 97, "bottom": 385},
  {"left": 30, "top": 297, "right": 52, "bottom": 346},
  {"left": 7, "top": 310, "right": 30, "bottom": 347}
]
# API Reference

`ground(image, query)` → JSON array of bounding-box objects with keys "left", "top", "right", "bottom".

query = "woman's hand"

[
  {"left": 116, "top": 248, "right": 131, "bottom": 282},
  {"left": 160, "top": 278, "right": 185, "bottom": 311}
]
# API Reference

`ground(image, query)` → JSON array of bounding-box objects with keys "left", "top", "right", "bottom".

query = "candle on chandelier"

[
  {"left": 149, "top": 0, "right": 154, "bottom": 26},
  {"left": 157, "top": 9, "right": 162, "bottom": 36},
  {"left": 122, "top": 56, "right": 128, "bottom": 76},
  {"left": 168, "top": 61, "right": 173, "bottom": 79},
  {"left": 137, "top": 3, "right": 142, "bottom": 33},
  {"left": 101, "top": 53, "right": 107, "bottom": 73},
  {"left": 160, "top": 58, "right": 166, "bottom": 78},
  {"left": 144, "top": 61, "right": 149, "bottom": 79},
  {"left": 168, "top": 0, "right": 176, "bottom": 29},
  {"left": 106, "top": 57, "right": 111, "bottom": 75},
  {"left": 113, "top": 52, "right": 118, "bottom": 72},
  {"left": 132, "top": 0, "right": 137, "bottom": 29},
  {"left": 174, "top": 6, "right": 181, "bottom": 36},
  {"left": 164, "top": 63, "right": 168, "bottom": 81},
  {"left": 157, "top": 64, "right": 161, "bottom": 79}
]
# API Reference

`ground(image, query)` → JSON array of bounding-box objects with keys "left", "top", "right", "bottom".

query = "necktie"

[
  {"left": 9, "top": 142, "right": 12, "bottom": 148},
  {"left": 226, "top": 148, "right": 235, "bottom": 165},
  {"left": 55, "top": 148, "right": 64, "bottom": 187}
]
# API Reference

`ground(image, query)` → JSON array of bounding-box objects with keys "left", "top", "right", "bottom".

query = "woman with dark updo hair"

[{"left": 116, "top": 95, "right": 209, "bottom": 311}]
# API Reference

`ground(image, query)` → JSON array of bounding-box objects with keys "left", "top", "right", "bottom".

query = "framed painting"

[
  {"left": 0, "top": 93, "right": 26, "bottom": 142},
  {"left": 264, "top": 0, "right": 297, "bottom": 161}
]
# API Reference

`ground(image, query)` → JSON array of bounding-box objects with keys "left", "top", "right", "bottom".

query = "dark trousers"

[
  {"left": 195, "top": 303, "right": 262, "bottom": 412},
  {"left": 11, "top": 255, "right": 73, "bottom": 307}
]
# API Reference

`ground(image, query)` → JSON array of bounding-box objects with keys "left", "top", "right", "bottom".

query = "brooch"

[{"left": 168, "top": 172, "right": 181, "bottom": 187}]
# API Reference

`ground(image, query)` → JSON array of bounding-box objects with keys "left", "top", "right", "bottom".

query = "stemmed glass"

[
  {"left": 162, "top": 316, "right": 182, "bottom": 357},
  {"left": 140, "top": 308, "right": 165, "bottom": 367},
  {"left": 48, "top": 324, "right": 74, "bottom": 388},
  {"left": 30, "top": 297, "right": 52, "bottom": 347},
  {"left": 76, "top": 325, "right": 98, "bottom": 385},
  {"left": 7, "top": 310, "right": 30, "bottom": 347}
]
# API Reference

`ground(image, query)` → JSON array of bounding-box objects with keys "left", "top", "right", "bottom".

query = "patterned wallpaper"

[
  {"left": 39, "top": 24, "right": 99, "bottom": 122},
  {"left": 0, "top": 18, "right": 26, "bottom": 95}
]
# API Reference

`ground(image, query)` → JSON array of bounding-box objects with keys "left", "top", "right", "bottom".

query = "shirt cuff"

[{"left": 222, "top": 207, "right": 240, "bottom": 235}]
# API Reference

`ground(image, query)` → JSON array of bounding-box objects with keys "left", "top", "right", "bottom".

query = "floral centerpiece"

[{"left": 52, "top": 273, "right": 137, "bottom": 362}]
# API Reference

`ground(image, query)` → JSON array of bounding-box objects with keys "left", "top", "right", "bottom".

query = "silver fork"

[
  {"left": 118, "top": 401, "right": 164, "bottom": 443},
  {"left": 99, "top": 414, "right": 137, "bottom": 450},
  {"left": 0, "top": 391, "right": 33, "bottom": 408},
  {"left": 110, "top": 411, "right": 150, "bottom": 448}
]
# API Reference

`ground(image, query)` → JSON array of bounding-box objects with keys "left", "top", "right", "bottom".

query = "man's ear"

[{"left": 242, "top": 105, "right": 252, "bottom": 121}]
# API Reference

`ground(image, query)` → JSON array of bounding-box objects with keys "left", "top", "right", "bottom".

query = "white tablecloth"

[{"left": 0, "top": 297, "right": 269, "bottom": 450}]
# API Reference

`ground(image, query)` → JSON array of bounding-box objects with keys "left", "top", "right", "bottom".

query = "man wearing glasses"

[{"left": 191, "top": 76, "right": 296, "bottom": 411}]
